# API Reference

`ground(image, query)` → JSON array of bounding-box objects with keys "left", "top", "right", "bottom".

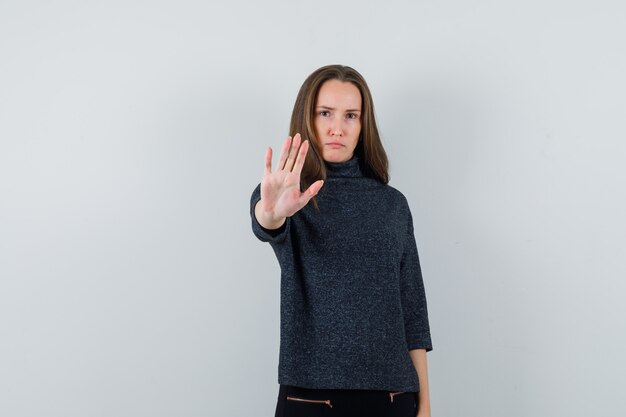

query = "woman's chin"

[{"left": 323, "top": 150, "right": 353, "bottom": 163}]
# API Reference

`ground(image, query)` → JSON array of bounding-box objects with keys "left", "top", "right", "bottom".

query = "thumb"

[
  {"left": 300, "top": 179, "right": 324, "bottom": 205},
  {"left": 311, "top": 179, "right": 324, "bottom": 196}
]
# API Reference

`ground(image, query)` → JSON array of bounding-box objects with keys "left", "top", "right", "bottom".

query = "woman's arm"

[{"left": 409, "top": 348, "right": 431, "bottom": 417}]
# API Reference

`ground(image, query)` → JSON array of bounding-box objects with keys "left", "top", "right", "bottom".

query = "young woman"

[{"left": 250, "top": 65, "right": 433, "bottom": 417}]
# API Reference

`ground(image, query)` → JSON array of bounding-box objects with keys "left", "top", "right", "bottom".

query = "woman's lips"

[{"left": 326, "top": 143, "right": 343, "bottom": 148}]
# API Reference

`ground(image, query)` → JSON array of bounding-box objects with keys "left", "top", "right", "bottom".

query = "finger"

[
  {"left": 264, "top": 146, "right": 272, "bottom": 175},
  {"left": 285, "top": 133, "right": 302, "bottom": 171},
  {"left": 292, "top": 139, "right": 309, "bottom": 176},
  {"left": 312, "top": 179, "right": 324, "bottom": 194},
  {"left": 278, "top": 136, "right": 292, "bottom": 170},
  {"left": 299, "top": 179, "right": 324, "bottom": 205}
]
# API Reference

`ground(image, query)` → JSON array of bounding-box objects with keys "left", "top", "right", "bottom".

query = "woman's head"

[
  {"left": 290, "top": 65, "right": 389, "bottom": 208},
  {"left": 313, "top": 78, "right": 362, "bottom": 163}
]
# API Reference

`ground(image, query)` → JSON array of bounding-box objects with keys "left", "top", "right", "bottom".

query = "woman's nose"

[{"left": 330, "top": 119, "right": 343, "bottom": 136}]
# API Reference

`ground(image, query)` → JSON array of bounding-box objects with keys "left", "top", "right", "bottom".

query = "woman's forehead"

[{"left": 316, "top": 80, "right": 362, "bottom": 110}]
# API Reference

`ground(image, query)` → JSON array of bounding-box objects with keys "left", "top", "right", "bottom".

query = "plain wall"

[{"left": 1, "top": 1, "right": 625, "bottom": 416}]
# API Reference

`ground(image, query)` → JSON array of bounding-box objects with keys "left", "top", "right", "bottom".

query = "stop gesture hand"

[{"left": 255, "top": 133, "right": 324, "bottom": 229}]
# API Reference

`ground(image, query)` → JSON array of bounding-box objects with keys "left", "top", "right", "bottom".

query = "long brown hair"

[{"left": 290, "top": 64, "right": 389, "bottom": 211}]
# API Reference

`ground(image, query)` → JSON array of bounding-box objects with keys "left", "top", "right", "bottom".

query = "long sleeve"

[
  {"left": 249, "top": 182, "right": 291, "bottom": 244},
  {"left": 399, "top": 201, "right": 433, "bottom": 352}
]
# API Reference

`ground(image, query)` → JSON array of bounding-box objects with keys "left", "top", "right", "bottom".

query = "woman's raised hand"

[{"left": 255, "top": 134, "right": 324, "bottom": 229}]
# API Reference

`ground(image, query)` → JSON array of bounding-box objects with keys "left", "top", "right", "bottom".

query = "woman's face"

[{"left": 313, "top": 79, "right": 362, "bottom": 163}]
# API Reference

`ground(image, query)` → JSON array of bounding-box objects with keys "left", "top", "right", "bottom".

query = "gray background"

[{"left": 1, "top": 1, "right": 625, "bottom": 416}]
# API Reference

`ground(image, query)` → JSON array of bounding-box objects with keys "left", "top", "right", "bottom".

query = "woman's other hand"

[{"left": 254, "top": 133, "right": 324, "bottom": 230}]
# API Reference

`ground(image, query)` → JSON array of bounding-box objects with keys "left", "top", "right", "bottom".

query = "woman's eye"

[
  {"left": 320, "top": 111, "right": 330, "bottom": 117},
  {"left": 346, "top": 113, "right": 357, "bottom": 119}
]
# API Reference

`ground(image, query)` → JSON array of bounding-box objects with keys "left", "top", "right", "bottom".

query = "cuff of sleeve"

[
  {"left": 250, "top": 195, "right": 290, "bottom": 243},
  {"left": 258, "top": 218, "right": 287, "bottom": 237},
  {"left": 407, "top": 335, "right": 433, "bottom": 352}
]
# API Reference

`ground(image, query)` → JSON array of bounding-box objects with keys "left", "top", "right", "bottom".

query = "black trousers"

[{"left": 274, "top": 384, "right": 418, "bottom": 417}]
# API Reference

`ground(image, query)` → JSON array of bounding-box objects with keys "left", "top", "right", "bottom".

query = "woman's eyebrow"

[{"left": 316, "top": 105, "right": 361, "bottom": 112}]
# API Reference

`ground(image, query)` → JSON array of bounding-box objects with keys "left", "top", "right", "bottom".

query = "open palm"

[{"left": 259, "top": 133, "right": 324, "bottom": 220}]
